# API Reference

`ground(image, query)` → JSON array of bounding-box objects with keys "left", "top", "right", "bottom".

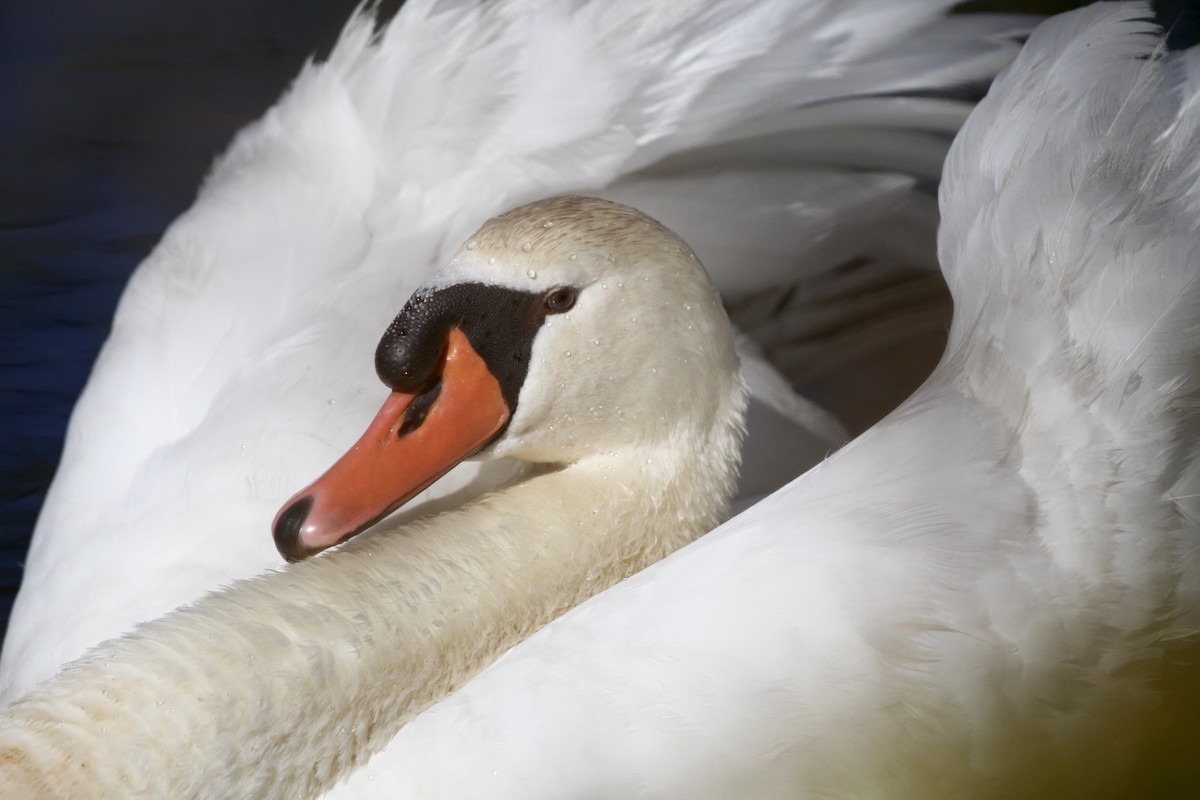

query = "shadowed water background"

[{"left": 0, "top": 1, "right": 363, "bottom": 643}]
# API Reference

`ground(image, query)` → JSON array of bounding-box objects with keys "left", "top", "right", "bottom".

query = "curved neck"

[{"left": 0, "top": 425, "right": 740, "bottom": 798}]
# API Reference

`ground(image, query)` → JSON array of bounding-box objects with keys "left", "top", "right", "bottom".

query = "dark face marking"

[{"left": 375, "top": 283, "right": 575, "bottom": 419}]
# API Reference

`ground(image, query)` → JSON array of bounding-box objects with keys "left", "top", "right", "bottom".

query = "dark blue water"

[{"left": 0, "top": 0, "right": 361, "bottom": 644}]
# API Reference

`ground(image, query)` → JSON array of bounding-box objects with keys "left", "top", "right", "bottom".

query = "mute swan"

[
  {"left": 335, "top": 6, "right": 1198, "bottom": 797},
  {"left": 1, "top": 5, "right": 1198, "bottom": 798},
  {"left": 0, "top": 194, "right": 752, "bottom": 797},
  {"left": 0, "top": 0, "right": 1027, "bottom": 698}
]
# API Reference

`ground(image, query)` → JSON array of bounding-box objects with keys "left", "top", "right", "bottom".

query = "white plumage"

[
  {"left": 3, "top": 1, "right": 1198, "bottom": 798},
  {"left": 353, "top": 7, "right": 1199, "bottom": 797},
  {"left": 0, "top": 0, "right": 1017, "bottom": 698}
]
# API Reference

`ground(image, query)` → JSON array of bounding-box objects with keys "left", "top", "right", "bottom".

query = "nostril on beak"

[{"left": 273, "top": 495, "right": 314, "bottom": 563}]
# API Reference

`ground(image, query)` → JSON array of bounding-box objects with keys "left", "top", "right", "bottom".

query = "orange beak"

[{"left": 272, "top": 327, "right": 509, "bottom": 561}]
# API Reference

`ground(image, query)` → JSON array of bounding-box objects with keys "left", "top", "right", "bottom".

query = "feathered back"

[
  {"left": 937, "top": 2, "right": 1200, "bottom": 537},
  {"left": 941, "top": 3, "right": 1200, "bottom": 384}
]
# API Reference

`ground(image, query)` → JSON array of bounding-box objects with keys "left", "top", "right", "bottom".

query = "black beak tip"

[{"left": 273, "top": 495, "right": 314, "bottom": 563}]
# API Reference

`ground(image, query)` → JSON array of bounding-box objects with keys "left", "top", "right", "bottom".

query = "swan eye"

[{"left": 544, "top": 286, "right": 577, "bottom": 314}]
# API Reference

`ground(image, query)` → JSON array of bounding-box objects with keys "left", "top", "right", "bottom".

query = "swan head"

[{"left": 273, "top": 196, "right": 744, "bottom": 561}]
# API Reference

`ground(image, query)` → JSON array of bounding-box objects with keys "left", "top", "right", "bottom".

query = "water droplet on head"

[
  {"left": 606, "top": 254, "right": 615, "bottom": 263},
  {"left": 521, "top": 242, "right": 532, "bottom": 253},
  {"left": 487, "top": 256, "right": 496, "bottom": 265},
  {"left": 527, "top": 269, "right": 537, "bottom": 279},
  {"left": 568, "top": 254, "right": 577, "bottom": 261},
  {"left": 465, "top": 240, "right": 477, "bottom": 251},
  {"left": 564, "top": 350, "right": 572, "bottom": 357},
  {"left": 543, "top": 221, "right": 554, "bottom": 228}
]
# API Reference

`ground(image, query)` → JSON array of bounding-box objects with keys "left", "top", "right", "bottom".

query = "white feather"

[
  {"left": 1, "top": 0, "right": 1020, "bottom": 701},
  {"left": 321, "top": 5, "right": 1199, "bottom": 797},
  {"left": 1, "top": 2, "right": 1196, "bottom": 798}
]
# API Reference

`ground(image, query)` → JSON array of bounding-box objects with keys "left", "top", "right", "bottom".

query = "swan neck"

[{"left": 0, "top": 405, "right": 743, "bottom": 798}]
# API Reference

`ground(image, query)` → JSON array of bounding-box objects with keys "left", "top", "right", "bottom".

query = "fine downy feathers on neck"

[{"left": 0, "top": 451, "right": 737, "bottom": 799}]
